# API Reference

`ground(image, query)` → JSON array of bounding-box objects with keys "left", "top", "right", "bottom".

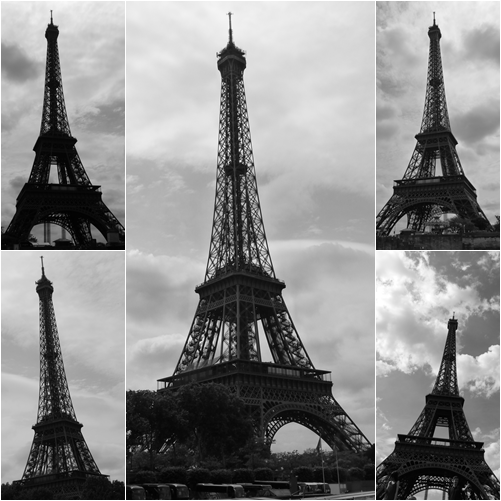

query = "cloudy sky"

[
  {"left": 1, "top": 2, "right": 125, "bottom": 242},
  {"left": 1, "top": 252, "right": 125, "bottom": 484},
  {"left": 126, "top": 2, "right": 376, "bottom": 453},
  {"left": 377, "top": 2, "right": 500, "bottom": 230},
  {"left": 376, "top": 251, "right": 500, "bottom": 498}
]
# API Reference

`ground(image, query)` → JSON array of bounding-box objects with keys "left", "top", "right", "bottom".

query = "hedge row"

[{"left": 129, "top": 464, "right": 374, "bottom": 486}]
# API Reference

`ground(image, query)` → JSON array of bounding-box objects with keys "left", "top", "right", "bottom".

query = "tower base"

[
  {"left": 3, "top": 183, "right": 124, "bottom": 249},
  {"left": 159, "top": 360, "right": 370, "bottom": 453},
  {"left": 376, "top": 175, "right": 492, "bottom": 236},
  {"left": 376, "top": 435, "right": 499, "bottom": 499}
]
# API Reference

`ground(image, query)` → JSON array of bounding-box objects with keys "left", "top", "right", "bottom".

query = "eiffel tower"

[
  {"left": 2, "top": 13, "right": 124, "bottom": 250},
  {"left": 158, "top": 14, "right": 371, "bottom": 454},
  {"left": 15, "top": 258, "right": 107, "bottom": 496},
  {"left": 376, "top": 15, "right": 492, "bottom": 237},
  {"left": 376, "top": 317, "right": 499, "bottom": 499}
]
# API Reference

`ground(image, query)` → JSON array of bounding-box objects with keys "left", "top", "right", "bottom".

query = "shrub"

[
  {"left": 348, "top": 466, "right": 365, "bottom": 481},
  {"left": 254, "top": 467, "right": 274, "bottom": 481},
  {"left": 159, "top": 466, "right": 187, "bottom": 485},
  {"left": 313, "top": 466, "right": 332, "bottom": 483},
  {"left": 232, "top": 469, "right": 255, "bottom": 484},
  {"left": 293, "top": 466, "right": 314, "bottom": 482},
  {"left": 210, "top": 469, "right": 233, "bottom": 484},
  {"left": 186, "top": 468, "right": 211, "bottom": 488},
  {"left": 330, "top": 466, "right": 347, "bottom": 482},
  {"left": 129, "top": 470, "right": 158, "bottom": 484}
]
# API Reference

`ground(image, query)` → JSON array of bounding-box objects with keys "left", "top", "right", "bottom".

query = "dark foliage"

[
  {"left": 232, "top": 469, "right": 255, "bottom": 483},
  {"left": 186, "top": 468, "right": 211, "bottom": 488},
  {"left": 210, "top": 469, "right": 233, "bottom": 484},
  {"left": 348, "top": 466, "right": 365, "bottom": 481},
  {"left": 129, "top": 470, "right": 158, "bottom": 484},
  {"left": 313, "top": 466, "right": 332, "bottom": 483},
  {"left": 293, "top": 466, "right": 314, "bottom": 482},
  {"left": 158, "top": 466, "right": 188, "bottom": 485},
  {"left": 364, "top": 463, "right": 375, "bottom": 480},
  {"left": 253, "top": 467, "right": 274, "bottom": 481}
]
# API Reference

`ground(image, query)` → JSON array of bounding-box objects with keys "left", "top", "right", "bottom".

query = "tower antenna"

[
  {"left": 40, "top": 255, "right": 45, "bottom": 276},
  {"left": 433, "top": 12, "right": 436, "bottom": 25},
  {"left": 50, "top": 10, "right": 53, "bottom": 24},
  {"left": 228, "top": 12, "right": 233, "bottom": 44}
]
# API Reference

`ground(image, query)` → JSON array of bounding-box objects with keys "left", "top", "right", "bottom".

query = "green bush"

[
  {"left": 293, "top": 466, "right": 314, "bottom": 482},
  {"left": 210, "top": 469, "right": 233, "bottom": 484},
  {"left": 348, "top": 466, "right": 365, "bottom": 481},
  {"left": 129, "top": 470, "right": 158, "bottom": 484},
  {"left": 330, "top": 466, "right": 347, "bottom": 482},
  {"left": 313, "top": 466, "right": 332, "bottom": 483},
  {"left": 232, "top": 469, "right": 255, "bottom": 483},
  {"left": 186, "top": 468, "right": 211, "bottom": 488},
  {"left": 159, "top": 466, "right": 187, "bottom": 485},
  {"left": 364, "top": 464, "right": 375, "bottom": 480},
  {"left": 254, "top": 467, "right": 274, "bottom": 481}
]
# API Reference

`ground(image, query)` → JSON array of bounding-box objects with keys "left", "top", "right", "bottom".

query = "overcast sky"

[
  {"left": 376, "top": 251, "right": 500, "bottom": 498},
  {"left": 126, "top": 2, "right": 376, "bottom": 453},
  {"left": 1, "top": 2, "right": 125, "bottom": 241},
  {"left": 1, "top": 252, "right": 125, "bottom": 484},
  {"left": 377, "top": 2, "right": 500, "bottom": 229}
]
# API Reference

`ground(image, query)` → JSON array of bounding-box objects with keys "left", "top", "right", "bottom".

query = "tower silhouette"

[
  {"left": 17, "top": 258, "right": 106, "bottom": 495},
  {"left": 376, "top": 317, "right": 499, "bottom": 499},
  {"left": 3, "top": 13, "right": 124, "bottom": 249},
  {"left": 158, "top": 15, "right": 371, "bottom": 454},
  {"left": 376, "top": 16, "right": 492, "bottom": 237}
]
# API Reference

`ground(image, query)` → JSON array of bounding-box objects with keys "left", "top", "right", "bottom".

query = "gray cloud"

[
  {"left": 73, "top": 97, "right": 125, "bottom": 136},
  {"left": 462, "top": 24, "right": 500, "bottom": 66},
  {"left": 1, "top": 42, "right": 41, "bottom": 82},
  {"left": 453, "top": 98, "right": 500, "bottom": 145}
]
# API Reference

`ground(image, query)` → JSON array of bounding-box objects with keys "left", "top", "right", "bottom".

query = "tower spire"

[
  {"left": 40, "top": 255, "right": 45, "bottom": 277},
  {"left": 227, "top": 12, "right": 233, "bottom": 44},
  {"left": 50, "top": 9, "right": 53, "bottom": 24}
]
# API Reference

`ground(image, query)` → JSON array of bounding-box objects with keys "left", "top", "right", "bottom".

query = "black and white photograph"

[
  {"left": 1, "top": 1, "right": 125, "bottom": 248},
  {"left": 1, "top": 252, "right": 125, "bottom": 498},
  {"left": 376, "top": 251, "right": 500, "bottom": 499},
  {"left": 376, "top": 1, "right": 499, "bottom": 250},
  {"left": 126, "top": 2, "right": 375, "bottom": 496}
]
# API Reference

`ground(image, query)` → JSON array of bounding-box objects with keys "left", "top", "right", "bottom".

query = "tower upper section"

[
  {"left": 35, "top": 258, "right": 78, "bottom": 423},
  {"left": 431, "top": 316, "right": 460, "bottom": 396},
  {"left": 40, "top": 12, "right": 72, "bottom": 138},
  {"left": 217, "top": 12, "right": 246, "bottom": 76},
  {"left": 204, "top": 15, "right": 275, "bottom": 281},
  {"left": 419, "top": 14, "right": 451, "bottom": 134}
]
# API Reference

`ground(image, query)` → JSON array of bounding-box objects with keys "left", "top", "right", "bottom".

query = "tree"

[
  {"left": 293, "top": 466, "right": 314, "bottom": 482},
  {"left": 126, "top": 390, "right": 187, "bottom": 467},
  {"left": 448, "top": 216, "right": 476, "bottom": 234},
  {"left": 254, "top": 468, "right": 274, "bottom": 481},
  {"left": 80, "top": 477, "right": 125, "bottom": 500},
  {"left": 175, "top": 383, "right": 254, "bottom": 463}
]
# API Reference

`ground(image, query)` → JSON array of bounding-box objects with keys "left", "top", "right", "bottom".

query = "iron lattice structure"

[
  {"left": 3, "top": 14, "right": 124, "bottom": 249},
  {"left": 17, "top": 259, "right": 106, "bottom": 496},
  {"left": 158, "top": 16, "right": 371, "bottom": 454},
  {"left": 376, "top": 18, "right": 492, "bottom": 236},
  {"left": 376, "top": 318, "right": 500, "bottom": 499}
]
